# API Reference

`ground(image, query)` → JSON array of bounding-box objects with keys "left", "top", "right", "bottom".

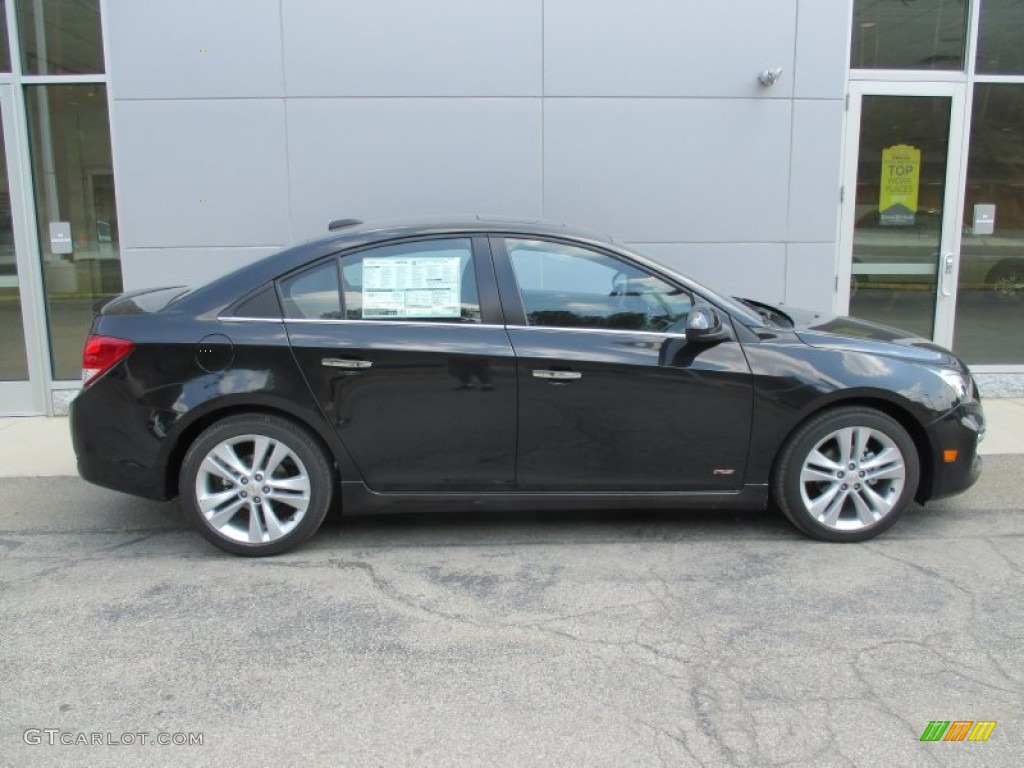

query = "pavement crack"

[{"left": 862, "top": 543, "right": 972, "bottom": 595}]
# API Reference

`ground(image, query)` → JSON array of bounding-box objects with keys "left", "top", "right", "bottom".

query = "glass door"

[
  {"left": 0, "top": 84, "right": 44, "bottom": 414},
  {"left": 839, "top": 81, "right": 967, "bottom": 344},
  {"left": 953, "top": 84, "right": 1024, "bottom": 366}
]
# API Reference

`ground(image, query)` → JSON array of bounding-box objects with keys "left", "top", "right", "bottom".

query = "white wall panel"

[
  {"left": 545, "top": 0, "right": 796, "bottom": 97},
  {"left": 122, "top": 247, "right": 280, "bottom": 291},
  {"left": 113, "top": 100, "right": 290, "bottom": 249},
  {"left": 785, "top": 242, "right": 837, "bottom": 313},
  {"left": 544, "top": 99, "right": 792, "bottom": 242},
  {"left": 635, "top": 242, "right": 787, "bottom": 304},
  {"left": 107, "top": 0, "right": 284, "bottom": 99},
  {"left": 282, "top": 0, "right": 542, "bottom": 96},
  {"left": 794, "top": 0, "right": 851, "bottom": 99},
  {"left": 286, "top": 99, "right": 542, "bottom": 240},
  {"left": 788, "top": 99, "right": 845, "bottom": 243}
]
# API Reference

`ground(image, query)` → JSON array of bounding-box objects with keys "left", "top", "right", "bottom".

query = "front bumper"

[{"left": 925, "top": 398, "right": 984, "bottom": 500}]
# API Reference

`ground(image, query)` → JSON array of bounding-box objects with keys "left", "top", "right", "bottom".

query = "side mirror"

[{"left": 685, "top": 306, "right": 728, "bottom": 344}]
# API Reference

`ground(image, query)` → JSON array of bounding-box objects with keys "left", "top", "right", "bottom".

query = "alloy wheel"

[
  {"left": 194, "top": 434, "right": 312, "bottom": 544},
  {"left": 798, "top": 426, "right": 907, "bottom": 532}
]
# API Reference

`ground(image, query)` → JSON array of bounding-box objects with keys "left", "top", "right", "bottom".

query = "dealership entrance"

[
  {"left": 0, "top": 1, "right": 121, "bottom": 416},
  {"left": 842, "top": 0, "right": 1024, "bottom": 373}
]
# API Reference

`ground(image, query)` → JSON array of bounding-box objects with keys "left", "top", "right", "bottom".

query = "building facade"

[{"left": 1, "top": 0, "right": 1022, "bottom": 415}]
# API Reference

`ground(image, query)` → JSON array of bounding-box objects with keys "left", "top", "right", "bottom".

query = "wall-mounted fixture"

[{"left": 758, "top": 67, "right": 783, "bottom": 87}]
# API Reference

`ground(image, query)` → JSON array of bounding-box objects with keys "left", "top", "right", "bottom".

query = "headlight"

[{"left": 938, "top": 368, "right": 970, "bottom": 401}]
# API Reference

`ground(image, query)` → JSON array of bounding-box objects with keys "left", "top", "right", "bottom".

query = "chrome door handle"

[
  {"left": 532, "top": 369, "right": 582, "bottom": 380},
  {"left": 321, "top": 358, "right": 372, "bottom": 369},
  {"left": 941, "top": 253, "right": 955, "bottom": 297}
]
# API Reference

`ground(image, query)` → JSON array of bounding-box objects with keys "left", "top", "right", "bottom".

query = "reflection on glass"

[
  {"left": 26, "top": 84, "right": 121, "bottom": 380},
  {"left": 18, "top": 0, "right": 104, "bottom": 75},
  {"left": 976, "top": 0, "right": 1024, "bottom": 75},
  {"left": 850, "top": 96, "right": 951, "bottom": 340},
  {"left": 507, "top": 238, "right": 692, "bottom": 332},
  {"left": 0, "top": 1, "right": 10, "bottom": 73},
  {"left": 953, "top": 85, "right": 1024, "bottom": 364},
  {"left": 851, "top": 0, "right": 966, "bottom": 71},
  {"left": 0, "top": 109, "right": 30, "bottom": 381}
]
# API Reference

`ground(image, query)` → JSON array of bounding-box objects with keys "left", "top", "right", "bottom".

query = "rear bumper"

[
  {"left": 925, "top": 398, "right": 984, "bottom": 500},
  {"left": 69, "top": 389, "right": 170, "bottom": 501}
]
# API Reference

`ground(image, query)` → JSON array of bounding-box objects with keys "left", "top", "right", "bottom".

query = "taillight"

[{"left": 82, "top": 335, "right": 134, "bottom": 387}]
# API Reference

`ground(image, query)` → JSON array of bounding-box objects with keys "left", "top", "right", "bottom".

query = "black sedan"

[{"left": 70, "top": 217, "right": 984, "bottom": 555}]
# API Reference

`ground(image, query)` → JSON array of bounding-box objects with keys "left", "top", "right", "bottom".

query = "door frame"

[
  {"left": 838, "top": 80, "right": 969, "bottom": 349},
  {"left": 0, "top": 83, "right": 48, "bottom": 415}
]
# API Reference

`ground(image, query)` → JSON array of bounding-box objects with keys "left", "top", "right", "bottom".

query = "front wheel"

[
  {"left": 180, "top": 413, "right": 333, "bottom": 556},
  {"left": 773, "top": 407, "right": 920, "bottom": 542}
]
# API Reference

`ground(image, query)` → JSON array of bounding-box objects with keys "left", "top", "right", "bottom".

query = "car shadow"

[{"left": 313, "top": 504, "right": 800, "bottom": 550}]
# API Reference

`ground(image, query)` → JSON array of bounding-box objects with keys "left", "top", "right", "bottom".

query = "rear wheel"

[
  {"left": 773, "top": 407, "right": 919, "bottom": 542},
  {"left": 180, "top": 413, "right": 333, "bottom": 556}
]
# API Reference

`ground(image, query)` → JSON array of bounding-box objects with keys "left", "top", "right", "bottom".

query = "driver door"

[{"left": 493, "top": 237, "right": 754, "bottom": 492}]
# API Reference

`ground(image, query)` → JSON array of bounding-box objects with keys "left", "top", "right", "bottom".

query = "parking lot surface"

[{"left": 1, "top": 458, "right": 1021, "bottom": 767}]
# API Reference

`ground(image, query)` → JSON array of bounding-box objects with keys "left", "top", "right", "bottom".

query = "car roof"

[{"left": 322, "top": 214, "right": 614, "bottom": 243}]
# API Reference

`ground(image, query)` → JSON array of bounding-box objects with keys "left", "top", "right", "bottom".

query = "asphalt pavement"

[{"left": 1, "top": 454, "right": 1022, "bottom": 767}]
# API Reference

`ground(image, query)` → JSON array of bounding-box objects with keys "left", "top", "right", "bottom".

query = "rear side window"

[
  {"left": 279, "top": 260, "right": 342, "bottom": 320},
  {"left": 230, "top": 284, "right": 282, "bottom": 319},
  {"left": 340, "top": 238, "right": 480, "bottom": 323}
]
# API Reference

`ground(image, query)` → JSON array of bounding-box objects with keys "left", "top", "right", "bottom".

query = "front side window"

[
  {"left": 505, "top": 239, "right": 691, "bottom": 332},
  {"left": 341, "top": 238, "right": 480, "bottom": 323}
]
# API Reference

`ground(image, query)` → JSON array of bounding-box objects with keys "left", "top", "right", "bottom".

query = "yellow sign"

[{"left": 879, "top": 144, "right": 921, "bottom": 226}]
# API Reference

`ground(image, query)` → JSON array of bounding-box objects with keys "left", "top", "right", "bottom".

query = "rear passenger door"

[
  {"left": 493, "top": 237, "right": 754, "bottom": 492},
  {"left": 283, "top": 236, "right": 518, "bottom": 492}
]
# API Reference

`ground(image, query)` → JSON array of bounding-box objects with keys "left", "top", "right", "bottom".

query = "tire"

[
  {"left": 986, "top": 259, "right": 1024, "bottom": 301},
  {"left": 773, "top": 407, "right": 920, "bottom": 542},
  {"left": 180, "top": 413, "right": 333, "bottom": 556}
]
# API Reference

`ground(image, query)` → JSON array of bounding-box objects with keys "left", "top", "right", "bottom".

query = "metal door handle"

[
  {"left": 533, "top": 369, "right": 582, "bottom": 380},
  {"left": 322, "top": 358, "right": 372, "bottom": 369},
  {"left": 941, "top": 253, "right": 955, "bottom": 297}
]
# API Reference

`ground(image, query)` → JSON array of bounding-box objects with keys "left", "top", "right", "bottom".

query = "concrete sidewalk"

[{"left": 2, "top": 399, "right": 1023, "bottom": 478}]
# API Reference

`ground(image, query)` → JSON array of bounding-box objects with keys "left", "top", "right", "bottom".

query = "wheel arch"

[
  {"left": 770, "top": 395, "right": 934, "bottom": 504},
  {"left": 161, "top": 400, "right": 343, "bottom": 500}
]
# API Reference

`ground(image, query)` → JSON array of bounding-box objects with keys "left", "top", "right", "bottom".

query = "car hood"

[{"left": 769, "top": 305, "right": 961, "bottom": 368}]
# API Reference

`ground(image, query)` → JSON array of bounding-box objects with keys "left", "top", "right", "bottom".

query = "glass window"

[
  {"left": 340, "top": 239, "right": 480, "bottom": 323},
  {"left": 231, "top": 284, "right": 282, "bottom": 320},
  {"left": 0, "top": 1, "right": 10, "bottom": 73},
  {"left": 25, "top": 84, "right": 121, "bottom": 381},
  {"left": 953, "top": 85, "right": 1024, "bottom": 364},
  {"left": 851, "top": 0, "right": 967, "bottom": 71},
  {"left": 280, "top": 261, "right": 342, "bottom": 320},
  {"left": 18, "top": 0, "right": 104, "bottom": 75},
  {"left": 506, "top": 239, "right": 692, "bottom": 332},
  {"left": 0, "top": 107, "right": 29, "bottom": 381},
  {"left": 976, "top": 0, "right": 1024, "bottom": 74}
]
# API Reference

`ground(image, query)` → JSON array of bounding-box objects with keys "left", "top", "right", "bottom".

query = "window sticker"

[{"left": 362, "top": 255, "right": 462, "bottom": 319}]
